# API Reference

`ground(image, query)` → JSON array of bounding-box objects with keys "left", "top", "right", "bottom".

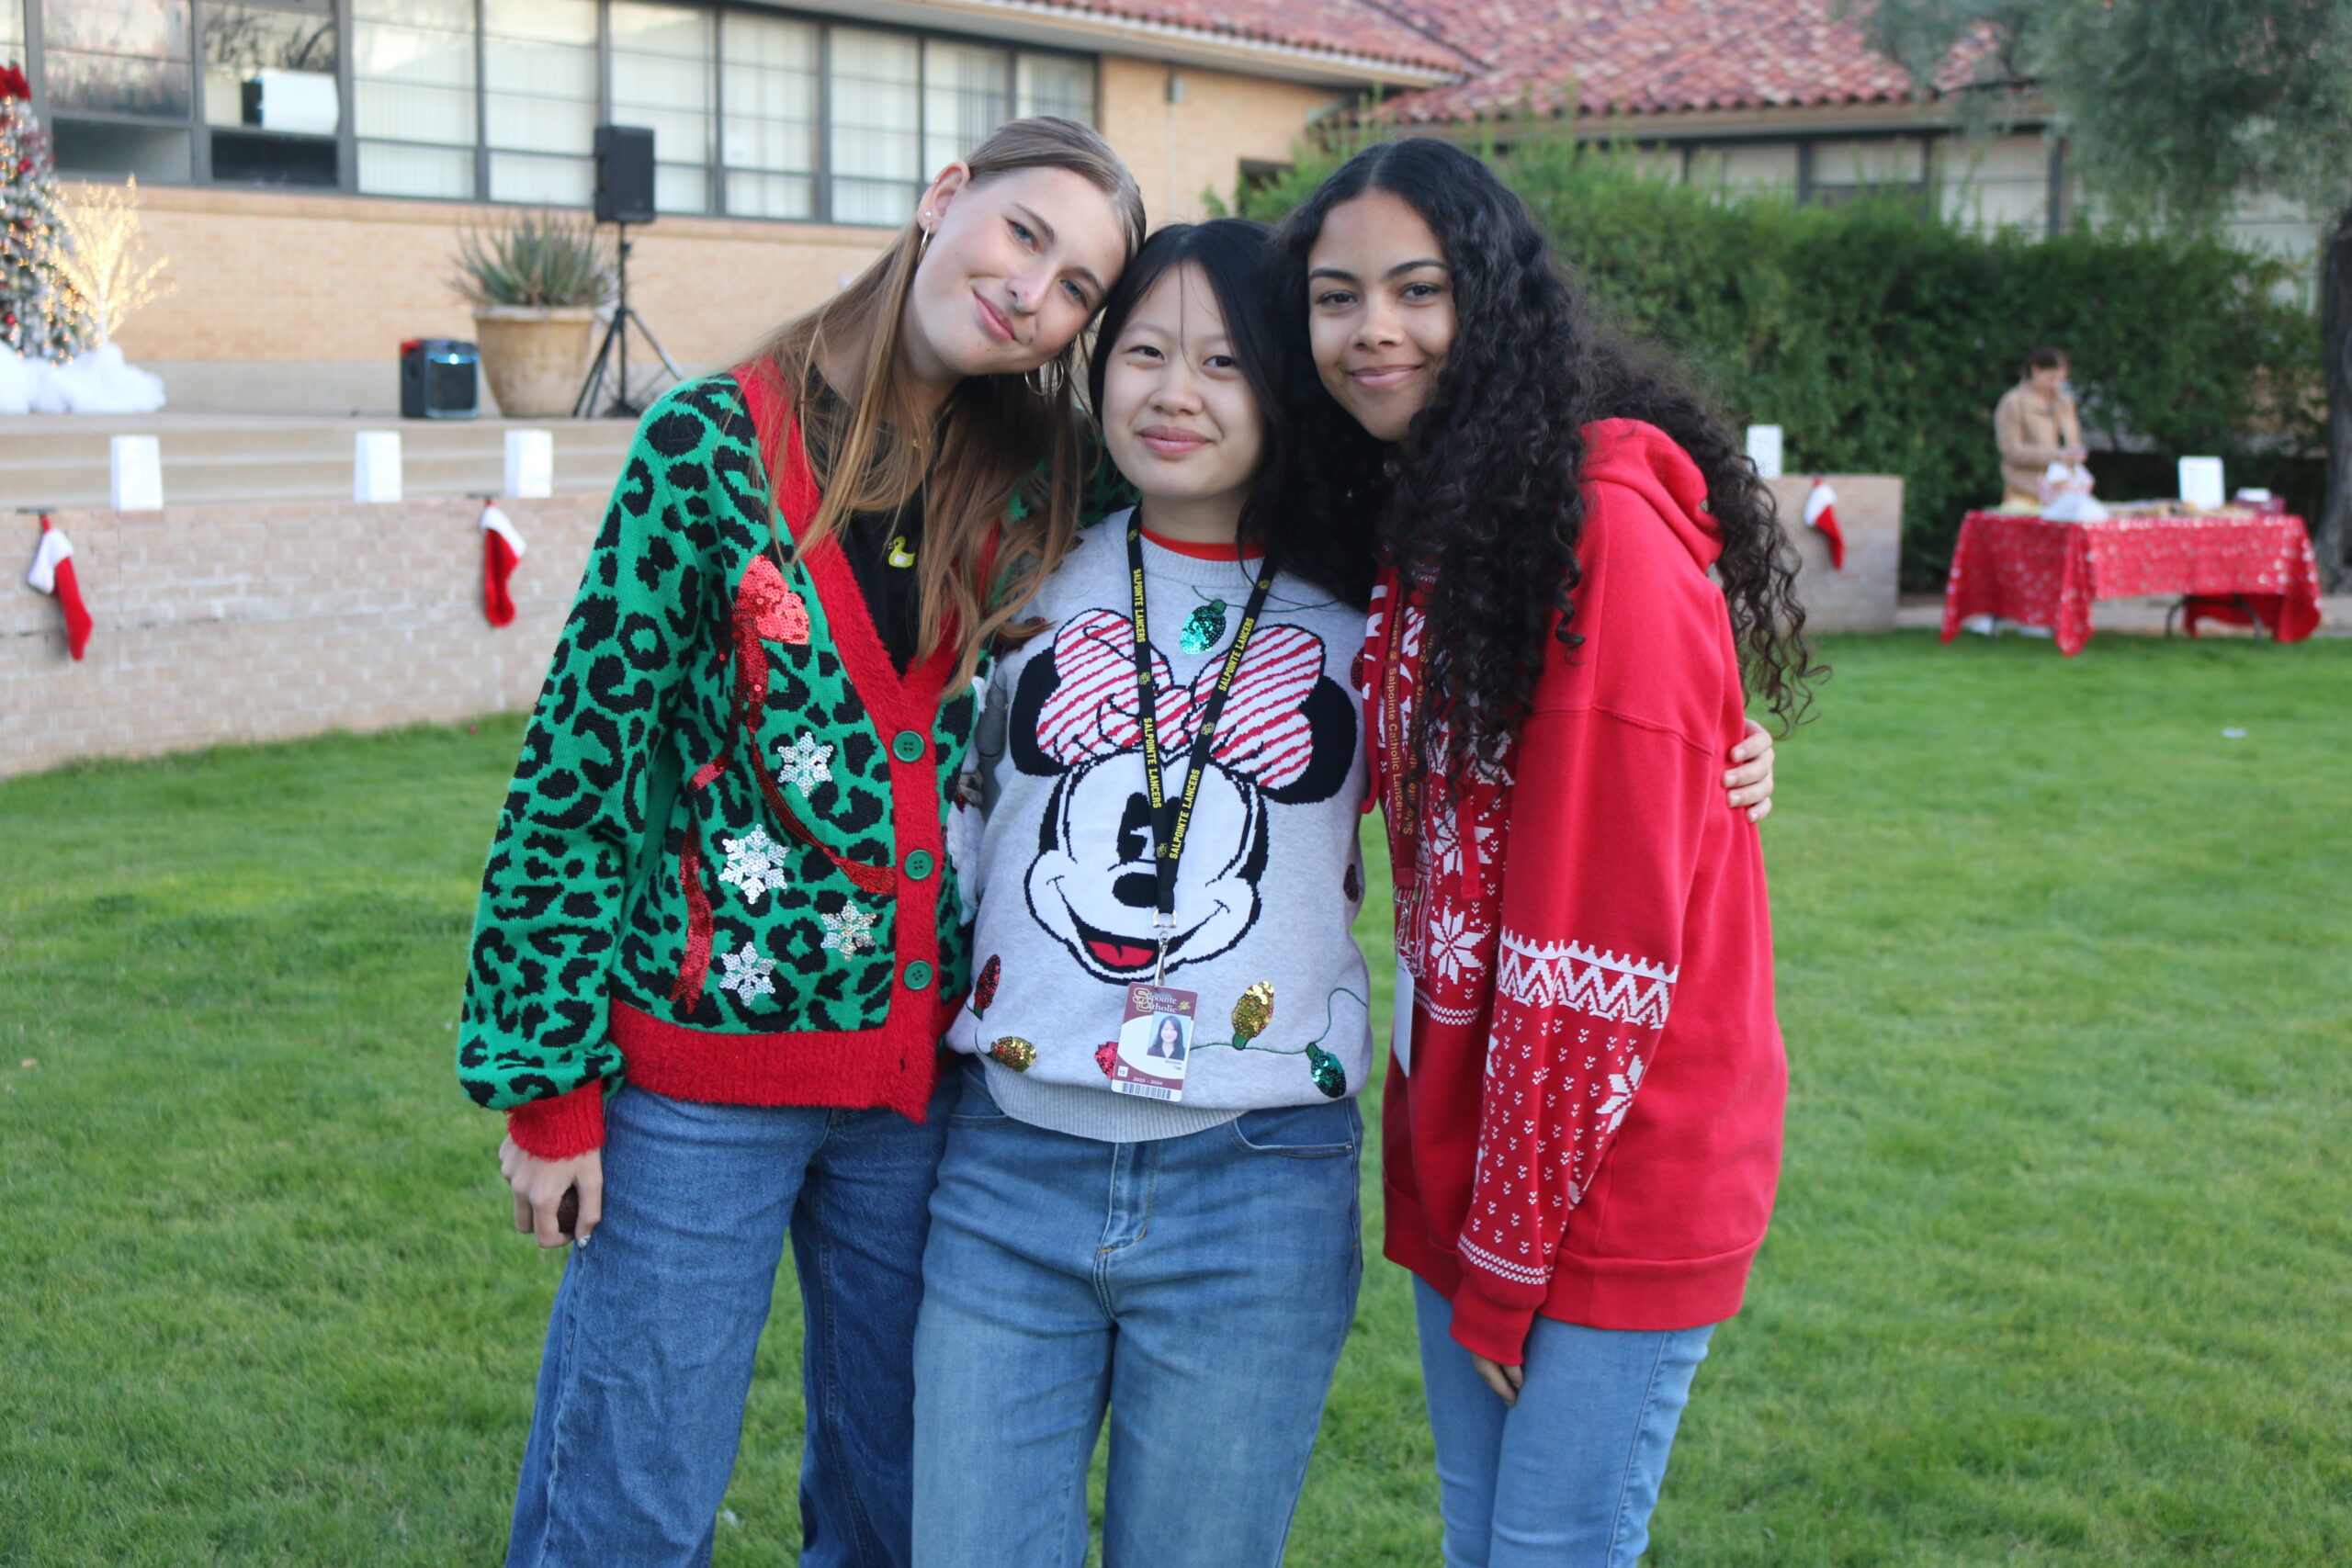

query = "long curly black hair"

[{"left": 1267, "top": 139, "right": 1821, "bottom": 778}]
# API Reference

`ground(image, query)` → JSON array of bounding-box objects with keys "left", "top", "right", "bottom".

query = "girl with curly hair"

[{"left": 1270, "top": 138, "right": 1817, "bottom": 1566}]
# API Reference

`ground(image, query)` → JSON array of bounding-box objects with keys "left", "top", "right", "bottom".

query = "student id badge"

[{"left": 1110, "top": 983, "right": 1198, "bottom": 1101}]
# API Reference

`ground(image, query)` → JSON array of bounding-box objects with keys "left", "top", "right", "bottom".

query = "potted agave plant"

[{"left": 451, "top": 209, "right": 614, "bottom": 417}]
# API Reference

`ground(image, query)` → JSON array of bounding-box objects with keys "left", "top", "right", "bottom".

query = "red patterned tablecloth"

[{"left": 1941, "top": 510, "right": 2323, "bottom": 656}]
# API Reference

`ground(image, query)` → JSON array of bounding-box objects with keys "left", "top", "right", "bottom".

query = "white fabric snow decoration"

[
  {"left": 0, "top": 343, "right": 166, "bottom": 413},
  {"left": 0, "top": 347, "right": 37, "bottom": 413},
  {"left": 50, "top": 344, "right": 167, "bottom": 412}
]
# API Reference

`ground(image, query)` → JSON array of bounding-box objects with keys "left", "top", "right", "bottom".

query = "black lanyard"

[{"left": 1125, "top": 519, "right": 1275, "bottom": 979}]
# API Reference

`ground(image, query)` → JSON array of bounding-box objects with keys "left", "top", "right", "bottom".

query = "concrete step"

[{"left": 0, "top": 415, "right": 637, "bottom": 510}]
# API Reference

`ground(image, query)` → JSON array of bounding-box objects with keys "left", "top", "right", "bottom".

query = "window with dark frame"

[
  {"left": 205, "top": 0, "right": 338, "bottom": 186},
  {"left": 5, "top": 0, "right": 1093, "bottom": 224}
]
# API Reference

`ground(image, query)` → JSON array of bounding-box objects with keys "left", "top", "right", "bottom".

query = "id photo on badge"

[{"left": 1118, "top": 1008, "right": 1193, "bottom": 1071}]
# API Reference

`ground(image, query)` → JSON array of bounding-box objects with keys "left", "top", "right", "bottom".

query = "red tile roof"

[
  {"left": 1015, "top": 0, "right": 1471, "bottom": 75},
  {"left": 1379, "top": 0, "right": 1957, "bottom": 122},
  {"left": 1009, "top": 0, "right": 1974, "bottom": 121}
]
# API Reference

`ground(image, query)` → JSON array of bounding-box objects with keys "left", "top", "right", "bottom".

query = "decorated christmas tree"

[{"left": 0, "top": 65, "right": 92, "bottom": 363}]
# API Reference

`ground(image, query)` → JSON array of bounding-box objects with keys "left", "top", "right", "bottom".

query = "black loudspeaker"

[
  {"left": 594, "top": 125, "right": 657, "bottom": 224},
  {"left": 401, "top": 338, "right": 481, "bottom": 419}
]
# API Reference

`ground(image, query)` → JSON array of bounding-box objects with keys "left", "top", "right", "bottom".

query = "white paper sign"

[
  {"left": 355, "top": 431, "right": 402, "bottom": 503},
  {"left": 504, "top": 429, "right": 553, "bottom": 498},
  {"left": 1745, "top": 424, "right": 1783, "bottom": 479},
  {"left": 2178, "top": 457, "right": 2225, "bottom": 511},
  {"left": 109, "top": 434, "right": 163, "bottom": 511}
]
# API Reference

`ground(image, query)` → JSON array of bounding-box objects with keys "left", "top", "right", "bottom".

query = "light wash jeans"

[
  {"left": 505, "top": 1077, "right": 954, "bottom": 1568},
  {"left": 1414, "top": 1278, "right": 1714, "bottom": 1568},
  {"left": 910, "top": 1063, "right": 1363, "bottom": 1568}
]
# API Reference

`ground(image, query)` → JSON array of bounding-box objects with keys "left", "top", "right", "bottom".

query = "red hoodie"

[{"left": 1366, "top": 418, "right": 1785, "bottom": 1364}]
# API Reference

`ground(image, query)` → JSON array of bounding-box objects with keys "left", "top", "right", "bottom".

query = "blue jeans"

[
  {"left": 505, "top": 1077, "right": 953, "bottom": 1568},
  {"left": 910, "top": 1065, "right": 1363, "bottom": 1568},
  {"left": 1415, "top": 1279, "right": 1713, "bottom": 1568}
]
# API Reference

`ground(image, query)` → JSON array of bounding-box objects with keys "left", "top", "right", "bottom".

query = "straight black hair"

[{"left": 1087, "top": 218, "right": 1305, "bottom": 571}]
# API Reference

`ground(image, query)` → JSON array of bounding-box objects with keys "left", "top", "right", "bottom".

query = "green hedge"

[{"left": 1233, "top": 137, "right": 2323, "bottom": 592}]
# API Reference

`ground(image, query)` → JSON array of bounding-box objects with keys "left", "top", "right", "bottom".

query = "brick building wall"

[
  {"left": 112, "top": 185, "right": 896, "bottom": 415},
  {"left": 1097, "top": 58, "right": 1340, "bottom": 227},
  {"left": 3, "top": 498, "right": 602, "bottom": 777},
  {"left": 1766, "top": 474, "right": 1902, "bottom": 633},
  {"left": 6, "top": 473, "right": 1900, "bottom": 779}
]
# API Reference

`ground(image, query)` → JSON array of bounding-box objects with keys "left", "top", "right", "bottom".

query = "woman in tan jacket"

[{"left": 1995, "top": 347, "right": 2086, "bottom": 506}]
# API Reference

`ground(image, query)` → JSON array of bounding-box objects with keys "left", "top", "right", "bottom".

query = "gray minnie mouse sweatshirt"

[{"left": 944, "top": 511, "right": 1375, "bottom": 1142}]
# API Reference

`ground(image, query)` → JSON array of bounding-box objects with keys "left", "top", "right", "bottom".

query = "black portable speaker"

[
  {"left": 594, "top": 125, "right": 658, "bottom": 224},
  {"left": 401, "top": 338, "right": 481, "bottom": 420}
]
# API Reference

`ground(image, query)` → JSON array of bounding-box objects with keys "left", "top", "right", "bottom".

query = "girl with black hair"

[
  {"left": 1271, "top": 139, "right": 1817, "bottom": 1566},
  {"left": 908, "top": 218, "right": 1377, "bottom": 1568}
]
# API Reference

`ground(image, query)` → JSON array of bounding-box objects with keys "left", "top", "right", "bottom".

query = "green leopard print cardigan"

[{"left": 459, "top": 370, "right": 999, "bottom": 1157}]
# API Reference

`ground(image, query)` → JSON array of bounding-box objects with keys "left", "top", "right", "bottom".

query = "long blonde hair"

[{"left": 744, "top": 117, "right": 1146, "bottom": 686}]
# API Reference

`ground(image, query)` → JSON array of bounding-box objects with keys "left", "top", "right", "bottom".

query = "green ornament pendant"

[
  {"left": 1181, "top": 600, "right": 1228, "bottom": 654},
  {"left": 1306, "top": 1042, "right": 1346, "bottom": 1099}
]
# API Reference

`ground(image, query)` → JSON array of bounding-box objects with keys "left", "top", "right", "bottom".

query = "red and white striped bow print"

[{"left": 1030, "top": 609, "right": 1329, "bottom": 789}]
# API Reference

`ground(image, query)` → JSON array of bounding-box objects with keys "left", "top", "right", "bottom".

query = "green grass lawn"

[{"left": 3, "top": 631, "right": 2348, "bottom": 1566}]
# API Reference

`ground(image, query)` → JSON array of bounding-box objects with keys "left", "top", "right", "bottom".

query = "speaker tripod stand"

[{"left": 572, "top": 224, "right": 683, "bottom": 419}]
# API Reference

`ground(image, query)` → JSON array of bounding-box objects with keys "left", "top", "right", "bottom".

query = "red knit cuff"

[
  {"left": 1449, "top": 1284, "right": 1538, "bottom": 1367},
  {"left": 505, "top": 1080, "right": 606, "bottom": 1159}
]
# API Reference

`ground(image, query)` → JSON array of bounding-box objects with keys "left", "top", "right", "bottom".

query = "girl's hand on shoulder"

[
  {"left": 499, "top": 1135, "right": 604, "bottom": 1248},
  {"left": 1724, "top": 718, "right": 1776, "bottom": 823}
]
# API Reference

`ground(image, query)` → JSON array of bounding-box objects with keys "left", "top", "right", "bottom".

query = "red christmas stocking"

[
  {"left": 26, "top": 514, "right": 93, "bottom": 660},
  {"left": 1804, "top": 479, "right": 1846, "bottom": 570},
  {"left": 480, "top": 502, "right": 528, "bottom": 626}
]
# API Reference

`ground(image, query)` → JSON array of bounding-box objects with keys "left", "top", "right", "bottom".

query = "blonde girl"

[{"left": 458, "top": 118, "right": 1143, "bottom": 1568}]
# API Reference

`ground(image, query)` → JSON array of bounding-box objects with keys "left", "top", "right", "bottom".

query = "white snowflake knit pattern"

[
  {"left": 1458, "top": 930, "right": 1674, "bottom": 1303},
  {"left": 775, "top": 733, "right": 834, "bottom": 795},
  {"left": 1402, "top": 784, "right": 1509, "bottom": 1029},
  {"left": 717, "top": 827, "right": 790, "bottom": 905},
  {"left": 820, "top": 904, "right": 878, "bottom": 955},
  {"left": 717, "top": 942, "right": 777, "bottom": 1000},
  {"left": 1425, "top": 907, "right": 1483, "bottom": 986}
]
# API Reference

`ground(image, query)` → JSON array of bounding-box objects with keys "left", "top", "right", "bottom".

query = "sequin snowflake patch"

[
  {"left": 717, "top": 827, "right": 790, "bottom": 905},
  {"left": 775, "top": 733, "right": 834, "bottom": 795},
  {"left": 820, "top": 904, "right": 879, "bottom": 955},
  {"left": 717, "top": 942, "right": 777, "bottom": 1000}
]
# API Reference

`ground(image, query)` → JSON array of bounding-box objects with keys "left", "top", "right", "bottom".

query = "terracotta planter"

[{"left": 471, "top": 306, "right": 598, "bottom": 417}]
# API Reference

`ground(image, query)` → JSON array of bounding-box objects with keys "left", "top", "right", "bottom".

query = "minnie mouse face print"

[
  {"left": 1034, "top": 756, "right": 1266, "bottom": 980},
  {"left": 1009, "top": 607, "right": 1356, "bottom": 986}
]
